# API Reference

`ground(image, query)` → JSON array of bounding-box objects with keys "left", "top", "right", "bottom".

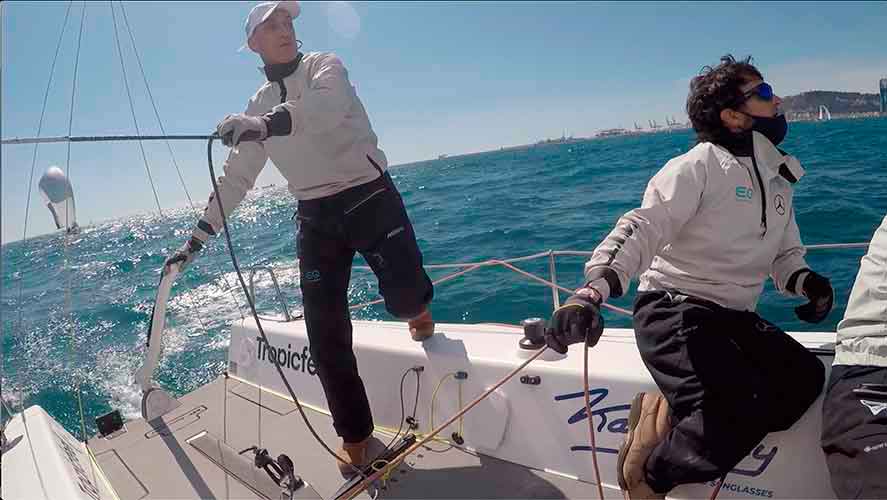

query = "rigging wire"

[
  {"left": 109, "top": 0, "right": 163, "bottom": 217},
  {"left": 116, "top": 0, "right": 245, "bottom": 319},
  {"left": 108, "top": 0, "right": 219, "bottom": 342},
  {"left": 63, "top": 0, "right": 89, "bottom": 445},
  {"left": 3, "top": 6, "right": 76, "bottom": 499},
  {"left": 9, "top": 0, "right": 74, "bottom": 423},
  {"left": 60, "top": 2, "right": 102, "bottom": 494},
  {"left": 2, "top": 134, "right": 218, "bottom": 144},
  {"left": 117, "top": 1, "right": 194, "bottom": 209}
]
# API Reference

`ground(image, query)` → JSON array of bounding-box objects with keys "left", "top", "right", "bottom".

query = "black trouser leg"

[
  {"left": 297, "top": 220, "right": 373, "bottom": 443},
  {"left": 294, "top": 172, "right": 432, "bottom": 442},
  {"left": 345, "top": 173, "right": 433, "bottom": 320},
  {"left": 633, "top": 291, "right": 825, "bottom": 492},
  {"left": 821, "top": 364, "right": 887, "bottom": 499}
]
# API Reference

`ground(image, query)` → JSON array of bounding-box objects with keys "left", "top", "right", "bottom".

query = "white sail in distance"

[{"left": 38, "top": 166, "right": 79, "bottom": 233}]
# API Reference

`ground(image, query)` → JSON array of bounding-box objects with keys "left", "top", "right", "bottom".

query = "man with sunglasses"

[
  {"left": 165, "top": 1, "right": 435, "bottom": 476},
  {"left": 545, "top": 55, "right": 830, "bottom": 499}
]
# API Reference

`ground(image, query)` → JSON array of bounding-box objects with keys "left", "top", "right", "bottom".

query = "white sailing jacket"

[
  {"left": 585, "top": 132, "right": 810, "bottom": 312},
  {"left": 835, "top": 213, "right": 887, "bottom": 367},
  {"left": 196, "top": 51, "right": 388, "bottom": 239}
]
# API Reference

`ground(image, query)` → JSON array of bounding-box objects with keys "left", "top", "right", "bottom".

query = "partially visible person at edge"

[
  {"left": 544, "top": 55, "right": 832, "bottom": 499},
  {"left": 164, "top": 1, "right": 434, "bottom": 477},
  {"left": 821, "top": 213, "right": 887, "bottom": 499}
]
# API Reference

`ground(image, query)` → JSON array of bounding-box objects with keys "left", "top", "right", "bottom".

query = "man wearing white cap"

[{"left": 166, "top": 1, "right": 435, "bottom": 475}]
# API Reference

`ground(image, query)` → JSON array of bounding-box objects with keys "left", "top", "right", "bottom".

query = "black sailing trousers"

[
  {"left": 296, "top": 171, "right": 433, "bottom": 443},
  {"left": 821, "top": 364, "right": 887, "bottom": 499},
  {"left": 632, "top": 290, "right": 825, "bottom": 493}
]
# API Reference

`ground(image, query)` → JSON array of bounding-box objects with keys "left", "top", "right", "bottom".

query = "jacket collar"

[
  {"left": 712, "top": 132, "right": 805, "bottom": 183},
  {"left": 262, "top": 52, "right": 304, "bottom": 81},
  {"left": 751, "top": 131, "right": 805, "bottom": 183}
]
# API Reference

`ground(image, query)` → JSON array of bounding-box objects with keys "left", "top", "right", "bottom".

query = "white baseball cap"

[{"left": 240, "top": 1, "right": 300, "bottom": 51}]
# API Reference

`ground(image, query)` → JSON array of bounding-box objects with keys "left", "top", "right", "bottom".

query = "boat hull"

[{"left": 229, "top": 318, "right": 838, "bottom": 499}]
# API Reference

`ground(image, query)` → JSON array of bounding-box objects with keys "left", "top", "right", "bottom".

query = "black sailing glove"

[
  {"left": 795, "top": 271, "right": 833, "bottom": 324},
  {"left": 544, "top": 293, "right": 605, "bottom": 354},
  {"left": 164, "top": 237, "right": 203, "bottom": 273}
]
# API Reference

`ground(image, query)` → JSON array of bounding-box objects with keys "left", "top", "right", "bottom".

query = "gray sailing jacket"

[
  {"left": 835, "top": 214, "right": 887, "bottom": 367},
  {"left": 584, "top": 132, "right": 811, "bottom": 312},
  {"left": 195, "top": 51, "right": 387, "bottom": 240}
]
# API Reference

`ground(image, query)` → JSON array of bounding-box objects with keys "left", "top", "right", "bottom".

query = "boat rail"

[
  {"left": 247, "top": 266, "right": 294, "bottom": 321},
  {"left": 248, "top": 242, "right": 869, "bottom": 322}
]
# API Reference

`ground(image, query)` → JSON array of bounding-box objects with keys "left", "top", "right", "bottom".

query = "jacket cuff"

[
  {"left": 786, "top": 267, "right": 811, "bottom": 296},
  {"left": 583, "top": 279, "right": 610, "bottom": 304},
  {"left": 584, "top": 266, "right": 623, "bottom": 302},
  {"left": 192, "top": 219, "right": 216, "bottom": 244},
  {"left": 263, "top": 105, "right": 293, "bottom": 136}
]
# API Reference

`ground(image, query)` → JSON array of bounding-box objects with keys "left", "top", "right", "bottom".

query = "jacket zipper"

[
  {"left": 344, "top": 188, "right": 386, "bottom": 215},
  {"left": 270, "top": 52, "right": 303, "bottom": 104},
  {"left": 276, "top": 80, "right": 287, "bottom": 103},
  {"left": 750, "top": 155, "right": 767, "bottom": 239}
]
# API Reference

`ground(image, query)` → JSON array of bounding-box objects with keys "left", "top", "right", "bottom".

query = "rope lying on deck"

[{"left": 338, "top": 346, "right": 552, "bottom": 500}]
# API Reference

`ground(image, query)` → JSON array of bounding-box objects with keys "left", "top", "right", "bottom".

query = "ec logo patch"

[{"left": 302, "top": 270, "right": 321, "bottom": 283}]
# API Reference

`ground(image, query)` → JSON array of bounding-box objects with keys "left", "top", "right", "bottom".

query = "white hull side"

[{"left": 229, "top": 319, "right": 838, "bottom": 499}]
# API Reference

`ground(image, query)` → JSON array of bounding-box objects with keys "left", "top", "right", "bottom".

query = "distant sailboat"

[
  {"left": 38, "top": 166, "right": 79, "bottom": 234},
  {"left": 818, "top": 105, "right": 832, "bottom": 121}
]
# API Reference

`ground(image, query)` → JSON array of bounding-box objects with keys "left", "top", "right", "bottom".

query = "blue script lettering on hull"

[
  {"left": 556, "top": 387, "right": 778, "bottom": 478},
  {"left": 555, "top": 388, "right": 630, "bottom": 454}
]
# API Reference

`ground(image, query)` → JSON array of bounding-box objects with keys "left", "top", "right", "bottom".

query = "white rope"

[
  {"left": 348, "top": 263, "right": 485, "bottom": 311},
  {"left": 491, "top": 260, "right": 633, "bottom": 316},
  {"left": 352, "top": 251, "right": 553, "bottom": 271},
  {"left": 348, "top": 256, "right": 634, "bottom": 316},
  {"left": 805, "top": 242, "right": 869, "bottom": 250},
  {"left": 337, "top": 241, "right": 868, "bottom": 318},
  {"left": 551, "top": 242, "right": 869, "bottom": 257}
]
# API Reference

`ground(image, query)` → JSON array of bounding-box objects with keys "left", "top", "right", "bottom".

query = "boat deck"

[{"left": 88, "top": 376, "right": 619, "bottom": 499}]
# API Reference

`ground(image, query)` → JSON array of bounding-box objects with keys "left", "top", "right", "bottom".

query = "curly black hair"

[{"left": 686, "top": 55, "right": 763, "bottom": 145}]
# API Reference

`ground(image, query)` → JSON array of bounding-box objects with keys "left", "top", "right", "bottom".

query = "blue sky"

[{"left": 2, "top": 1, "right": 886, "bottom": 242}]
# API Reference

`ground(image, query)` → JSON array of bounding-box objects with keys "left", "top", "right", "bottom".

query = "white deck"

[{"left": 79, "top": 375, "right": 611, "bottom": 499}]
